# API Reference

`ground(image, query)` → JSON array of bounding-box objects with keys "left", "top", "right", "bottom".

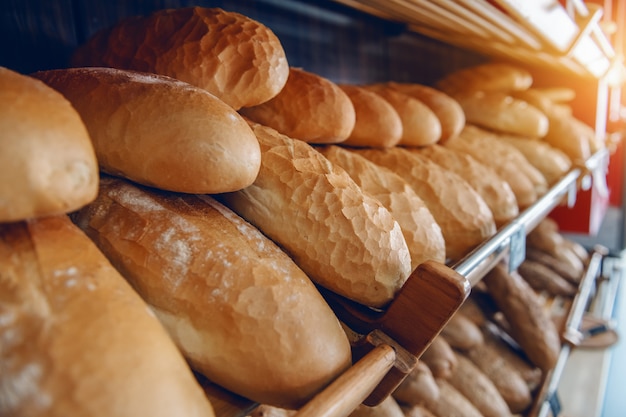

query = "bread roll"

[
  {"left": 349, "top": 396, "right": 405, "bottom": 417},
  {"left": 415, "top": 144, "right": 518, "bottom": 227},
  {"left": 440, "top": 313, "right": 484, "bottom": 351},
  {"left": 392, "top": 361, "right": 440, "bottom": 406},
  {"left": 362, "top": 84, "right": 442, "bottom": 146},
  {"left": 436, "top": 62, "right": 533, "bottom": 95},
  {"left": 517, "top": 259, "right": 578, "bottom": 297},
  {"left": 483, "top": 264, "right": 561, "bottom": 371},
  {"left": 400, "top": 404, "right": 437, "bottom": 417},
  {"left": 338, "top": 84, "right": 403, "bottom": 148},
  {"left": 317, "top": 145, "right": 446, "bottom": 271},
  {"left": 221, "top": 122, "right": 411, "bottom": 308},
  {"left": 72, "top": 176, "right": 352, "bottom": 408},
  {"left": 381, "top": 82, "right": 465, "bottom": 143},
  {"left": 71, "top": 7, "right": 289, "bottom": 110},
  {"left": 424, "top": 379, "right": 483, "bottom": 417},
  {"left": 352, "top": 146, "right": 496, "bottom": 261},
  {"left": 32, "top": 67, "right": 260, "bottom": 194},
  {"left": 525, "top": 247, "right": 582, "bottom": 284},
  {"left": 240, "top": 67, "right": 356, "bottom": 144},
  {"left": 0, "top": 67, "right": 98, "bottom": 223},
  {"left": 0, "top": 215, "right": 214, "bottom": 417},
  {"left": 420, "top": 336, "right": 457, "bottom": 379},
  {"left": 527, "top": 218, "right": 584, "bottom": 277},
  {"left": 453, "top": 91, "right": 549, "bottom": 138}
]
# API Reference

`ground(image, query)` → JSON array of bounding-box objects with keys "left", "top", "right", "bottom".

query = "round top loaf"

[
  {"left": 71, "top": 7, "right": 289, "bottom": 110},
  {"left": 0, "top": 67, "right": 98, "bottom": 223}
]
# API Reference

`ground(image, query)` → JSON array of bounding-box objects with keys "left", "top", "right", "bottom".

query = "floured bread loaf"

[
  {"left": 240, "top": 67, "right": 356, "bottom": 144},
  {"left": 415, "top": 144, "right": 518, "bottom": 227},
  {"left": 337, "top": 84, "right": 403, "bottom": 148},
  {"left": 0, "top": 67, "right": 98, "bottom": 223},
  {"left": 362, "top": 84, "right": 442, "bottom": 146},
  {"left": 317, "top": 145, "right": 446, "bottom": 271},
  {"left": 0, "top": 215, "right": 215, "bottom": 417},
  {"left": 71, "top": 7, "right": 289, "bottom": 110},
  {"left": 72, "top": 176, "right": 352, "bottom": 408},
  {"left": 436, "top": 62, "right": 533, "bottom": 95},
  {"left": 33, "top": 67, "right": 261, "bottom": 194},
  {"left": 221, "top": 122, "right": 411, "bottom": 308},
  {"left": 352, "top": 146, "right": 496, "bottom": 261},
  {"left": 381, "top": 82, "right": 465, "bottom": 143}
]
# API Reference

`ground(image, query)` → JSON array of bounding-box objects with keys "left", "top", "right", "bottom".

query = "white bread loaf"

[
  {"left": 362, "top": 84, "right": 442, "bottom": 146},
  {"left": 220, "top": 122, "right": 412, "bottom": 308},
  {"left": 338, "top": 84, "right": 403, "bottom": 148},
  {"left": 0, "top": 215, "right": 214, "bottom": 417},
  {"left": 0, "top": 67, "right": 98, "bottom": 223},
  {"left": 415, "top": 144, "right": 519, "bottom": 227},
  {"left": 317, "top": 145, "right": 446, "bottom": 271},
  {"left": 72, "top": 176, "right": 352, "bottom": 408},
  {"left": 71, "top": 7, "right": 289, "bottom": 110},
  {"left": 436, "top": 62, "right": 533, "bottom": 95},
  {"left": 32, "top": 67, "right": 261, "bottom": 194},
  {"left": 240, "top": 67, "right": 356, "bottom": 144},
  {"left": 352, "top": 146, "right": 496, "bottom": 261},
  {"left": 381, "top": 82, "right": 465, "bottom": 143}
]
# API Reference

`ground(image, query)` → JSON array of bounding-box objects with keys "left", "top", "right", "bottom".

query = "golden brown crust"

[
  {"left": 72, "top": 176, "right": 352, "bottom": 408},
  {"left": 221, "top": 122, "right": 411, "bottom": 308},
  {"left": 32, "top": 67, "right": 261, "bottom": 194},
  {"left": 71, "top": 7, "right": 289, "bottom": 110},
  {"left": 436, "top": 62, "right": 533, "bottom": 95},
  {"left": 240, "top": 67, "right": 356, "bottom": 144},
  {"left": 0, "top": 215, "right": 214, "bottom": 417},
  {"left": 0, "top": 67, "right": 98, "bottom": 223}
]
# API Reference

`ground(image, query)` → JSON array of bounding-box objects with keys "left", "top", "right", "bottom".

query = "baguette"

[
  {"left": 353, "top": 146, "right": 496, "bottom": 261},
  {"left": 317, "top": 145, "right": 446, "bottom": 270},
  {"left": 0, "top": 215, "right": 214, "bottom": 417},
  {"left": 240, "top": 67, "right": 356, "bottom": 144},
  {"left": 72, "top": 176, "right": 352, "bottom": 408},
  {"left": 220, "top": 122, "right": 411, "bottom": 308},
  {"left": 392, "top": 361, "right": 439, "bottom": 406},
  {"left": 71, "top": 7, "right": 289, "bottom": 110},
  {"left": 400, "top": 404, "right": 437, "bottom": 417},
  {"left": 436, "top": 62, "right": 533, "bottom": 95},
  {"left": 420, "top": 336, "right": 457, "bottom": 379},
  {"left": 349, "top": 396, "right": 405, "bottom": 417},
  {"left": 33, "top": 67, "right": 260, "bottom": 194},
  {"left": 440, "top": 313, "right": 484, "bottom": 351},
  {"left": 0, "top": 67, "right": 98, "bottom": 223},
  {"left": 424, "top": 379, "right": 484, "bottom": 417},
  {"left": 525, "top": 247, "right": 582, "bottom": 284},
  {"left": 517, "top": 259, "right": 578, "bottom": 297}
]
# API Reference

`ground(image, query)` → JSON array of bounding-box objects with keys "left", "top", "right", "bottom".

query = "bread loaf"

[
  {"left": 240, "top": 67, "right": 356, "bottom": 144},
  {"left": 420, "top": 336, "right": 457, "bottom": 379},
  {"left": 424, "top": 379, "right": 484, "bottom": 417},
  {"left": 525, "top": 247, "right": 582, "bottom": 284},
  {"left": 362, "top": 84, "right": 442, "bottom": 146},
  {"left": 248, "top": 405, "right": 296, "bottom": 417},
  {"left": 220, "top": 122, "right": 411, "bottom": 308},
  {"left": 353, "top": 146, "right": 496, "bottom": 261},
  {"left": 0, "top": 67, "right": 98, "bottom": 223},
  {"left": 349, "top": 396, "right": 405, "bottom": 417},
  {"left": 436, "top": 62, "right": 533, "bottom": 95},
  {"left": 400, "top": 404, "right": 437, "bottom": 417},
  {"left": 337, "top": 84, "right": 403, "bottom": 148},
  {"left": 317, "top": 145, "right": 446, "bottom": 270},
  {"left": 381, "top": 82, "right": 465, "bottom": 143},
  {"left": 527, "top": 218, "right": 584, "bottom": 277},
  {"left": 392, "top": 361, "right": 439, "bottom": 406},
  {"left": 0, "top": 215, "right": 214, "bottom": 417},
  {"left": 72, "top": 176, "right": 352, "bottom": 408},
  {"left": 32, "top": 67, "right": 260, "bottom": 194},
  {"left": 71, "top": 7, "right": 289, "bottom": 110},
  {"left": 416, "top": 144, "right": 518, "bottom": 226},
  {"left": 440, "top": 313, "right": 484, "bottom": 351},
  {"left": 517, "top": 260, "right": 578, "bottom": 297},
  {"left": 483, "top": 264, "right": 561, "bottom": 371}
]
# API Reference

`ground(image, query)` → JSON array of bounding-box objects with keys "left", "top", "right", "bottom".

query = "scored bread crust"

[
  {"left": 221, "top": 122, "right": 412, "bottom": 308},
  {"left": 317, "top": 145, "right": 446, "bottom": 271},
  {"left": 352, "top": 146, "right": 496, "bottom": 262},
  {"left": 436, "top": 62, "right": 533, "bottom": 96},
  {"left": 71, "top": 7, "right": 289, "bottom": 110},
  {"left": 32, "top": 67, "right": 261, "bottom": 194},
  {"left": 240, "top": 67, "right": 356, "bottom": 144},
  {"left": 72, "top": 176, "right": 352, "bottom": 408},
  {"left": 0, "top": 215, "right": 214, "bottom": 417},
  {"left": 0, "top": 67, "right": 98, "bottom": 223}
]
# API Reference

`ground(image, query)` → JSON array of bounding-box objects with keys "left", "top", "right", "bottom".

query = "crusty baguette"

[
  {"left": 72, "top": 176, "right": 352, "bottom": 408},
  {"left": 317, "top": 145, "right": 446, "bottom": 271},
  {"left": 32, "top": 67, "right": 260, "bottom": 194},
  {"left": 352, "top": 146, "right": 496, "bottom": 261},
  {"left": 392, "top": 361, "right": 439, "bottom": 406},
  {"left": 71, "top": 7, "right": 289, "bottom": 110},
  {"left": 0, "top": 67, "right": 98, "bottom": 223},
  {"left": 420, "top": 336, "right": 458, "bottom": 379},
  {"left": 415, "top": 144, "right": 518, "bottom": 227},
  {"left": 338, "top": 84, "right": 403, "bottom": 148},
  {"left": 527, "top": 218, "right": 585, "bottom": 277},
  {"left": 349, "top": 396, "right": 405, "bottom": 417},
  {"left": 482, "top": 264, "right": 561, "bottom": 371},
  {"left": 362, "top": 84, "right": 442, "bottom": 146},
  {"left": 436, "top": 62, "right": 533, "bottom": 95},
  {"left": 517, "top": 260, "right": 578, "bottom": 297},
  {"left": 440, "top": 312, "right": 484, "bottom": 351},
  {"left": 381, "top": 82, "right": 465, "bottom": 143},
  {"left": 424, "top": 379, "right": 484, "bottom": 417},
  {"left": 240, "top": 67, "right": 356, "bottom": 144},
  {"left": 221, "top": 122, "right": 411, "bottom": 308},
  {"left": 524, "top": 247, "right": 582, "bottom": 284},
  {"left": 0, "top": 215, "right": 214, "bottom": 417}
]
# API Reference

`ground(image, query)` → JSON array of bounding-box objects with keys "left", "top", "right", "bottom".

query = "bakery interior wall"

[{"left": 4, "top": 0, "right": 625, "bottom": 252}]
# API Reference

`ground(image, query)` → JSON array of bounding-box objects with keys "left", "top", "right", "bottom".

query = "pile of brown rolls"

[{"left": 2, "top": 4, "right": 601, "bottom": 416}]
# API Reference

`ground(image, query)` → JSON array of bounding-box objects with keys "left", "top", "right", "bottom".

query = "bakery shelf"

[{"left": 453, "top": 147, "right": 610, "bottom": 286}]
